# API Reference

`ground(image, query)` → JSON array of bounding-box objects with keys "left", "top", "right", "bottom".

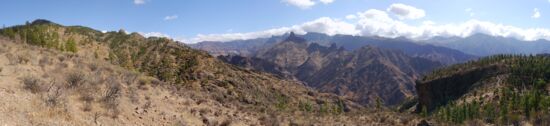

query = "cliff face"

[{"left": 415, "top": 65, "right": 503, "bottom": 111}]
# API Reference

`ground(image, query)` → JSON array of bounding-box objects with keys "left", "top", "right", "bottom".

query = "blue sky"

[{"left": 1, "top": 0, "right": 549, "bottom": 43}]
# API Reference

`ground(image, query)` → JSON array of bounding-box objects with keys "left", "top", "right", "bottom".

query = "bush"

[
  {"left": 79, "top": 84, "right": 96, "bottom": 111},
  {"left": 45, "top": 85, "right": 63, "bottom": 107},
  {"left": 122, "top": 71, "right": 138, "bottom": 85},
  {"left": 65, "top": 38, "right": 78, "bottom": 53},
  {"left": 66, "top": 72, "right": 85, "bottom": 88},
  {"left": 39, "top": 56, "right": 50, "bottom": 67},
  {"left": 103, "top": 77, "right": 121, "bottom": 118},
  {"left": 22, "top": 76, "right": 42, "bottom": 93},
  {"left": 89, "top": 63, "right": 98, "bottom": 71}
]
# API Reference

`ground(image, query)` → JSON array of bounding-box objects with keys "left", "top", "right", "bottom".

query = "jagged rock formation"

[{"left": 223, "top": 33, "right": 442, "bottom": 105}]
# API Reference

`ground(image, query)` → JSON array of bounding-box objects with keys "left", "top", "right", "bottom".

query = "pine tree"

[{"left": 66, "top": 37, "right": 78, "bottom": 53}]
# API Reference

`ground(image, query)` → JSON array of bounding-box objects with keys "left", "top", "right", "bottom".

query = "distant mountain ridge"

[
  {"left": 425, "top": 33, "right": 550, "bottom": 56},
  {"left": 221, "top": 32, "right": 443, "bottom": 105},
  {"left": 190, "top": 32, "right": 477, "bottom": 65}
]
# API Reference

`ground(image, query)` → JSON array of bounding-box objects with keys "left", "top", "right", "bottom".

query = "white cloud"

[
  {"left": 345, "top": 14, "right": 357, "bottom": 20},
  {"left": 164, "top": 15, "right": 178, "bottom": 21},
  {"left": 183, "top": 6, "right": 550, "bottom": 43},
  {"left": 282, "top": 0, "right": 316, "bottom": 9},
  {"left": 183, "top": 17, "right": 356, "bottom": 43},
  {"left": 319, "top": 0, "right": 334, "bottom": 4},
  {"left": 532, "top": 8, "right": 541, "bottom": 19},
  {"left": 422, "top": 21, "right": 435, "bottom": 26},
  {"left": 352, "top": 9, "right": 550, "bottom": 41},
  {"left": 282, "top": 0, "right": 335, "bottom": 9},
  {"left": 140, "top": 32, "right": 170, "bottom": 38},
  {"left": 387, "top": 3, "right": 425, "bottom": 20},
  {"left": 134, "top": 0, "right": 145, "bottom": 5}
]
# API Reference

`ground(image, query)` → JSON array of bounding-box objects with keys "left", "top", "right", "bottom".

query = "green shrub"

[{"left": 65, "top": 37, "right": 77, "bottom": 53}]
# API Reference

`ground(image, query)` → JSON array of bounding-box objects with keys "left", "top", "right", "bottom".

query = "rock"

[{"left": 417, "top": 120, "right": 430, "bottom": 126}]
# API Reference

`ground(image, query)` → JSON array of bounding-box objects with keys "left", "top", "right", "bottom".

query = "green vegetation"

[
  {"left": 0, "top": 20, "right": 73, "bottom": 52},
  {"left": 427, "top": 54, "right": 550, "bottom": 125},
  {"left": 65, "top": 37, "right": 78, "bottom": 53},
  {"left": 0, "top": 20, "right": 202, "bottom": 84}
]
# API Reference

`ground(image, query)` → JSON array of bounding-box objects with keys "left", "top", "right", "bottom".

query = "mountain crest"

[
  {"left": 30, "top": 19, "right": 58, "bottom": 26},
  {"left": 284, "top": 32, "right": 307, "bottom": 43}
]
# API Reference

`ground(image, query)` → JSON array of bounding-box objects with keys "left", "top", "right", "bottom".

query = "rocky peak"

[
  {"left": 284, "top": 32, "right": 307, "bottom": 43},
  {"left": 329, "top": 43, "right": 338, "bottom": 50}
]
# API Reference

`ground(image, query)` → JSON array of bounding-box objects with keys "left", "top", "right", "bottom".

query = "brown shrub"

[
  {"left": 39, "top": 56, "right": 50, "bottom": 68},
  {"left": 45, "top": 82, "right": 63, "bottom": 107},
  {"left": 57, "top": 55, "right": 66, "bottom": 62},
  {"left": 66, "top": 72, "right": 85, "bottom": 88},
  {"left": 17, "top": 54, "right": 30, "bottom": 64},
  {"left": 79, "top": 84, "right": 96, "bottom": 111},
  {"left": 22, "top": 76, "right": 42, "bottom": 93},
  {"left": 122, "top": 71, "right": 138, "bottom": 85},
  {"left": 6, "top": 53, "right": 29, "bottom": 65},
  {"left": 103, "top": 78, "right": 121, "bottom": 118},
  {"left": 89, "top": 63, "right": 99, "bottom": 71}
]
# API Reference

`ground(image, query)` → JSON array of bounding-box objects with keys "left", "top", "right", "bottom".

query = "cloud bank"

[{"left": 161, "top": 3, "right": 550, "bottom": 43}]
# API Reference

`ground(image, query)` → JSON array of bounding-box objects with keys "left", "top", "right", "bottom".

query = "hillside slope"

[
  {"left": 415, "top": 54, "right": 550, "bottom": 125},
  {"left": 0, "top": 19, "right": 428, "bottom": 125}
]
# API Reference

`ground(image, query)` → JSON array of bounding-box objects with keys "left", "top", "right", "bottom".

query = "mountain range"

[
  {"left": 425, "top": 33, "right": 550, "bottom": 56},
  {"left": 190, "top": 32, "right": 478, "bottom": 65},
  {"left": 191, "top": 32, "right": 550, "bottom": 64},
  {"left": 218, "top": 32, "right": 442, "bottom": 105}
]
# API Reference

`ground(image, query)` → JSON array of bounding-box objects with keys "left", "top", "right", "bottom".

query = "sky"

[{"left": 1, "top": 0, "right": 550, "bottom": 43}]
